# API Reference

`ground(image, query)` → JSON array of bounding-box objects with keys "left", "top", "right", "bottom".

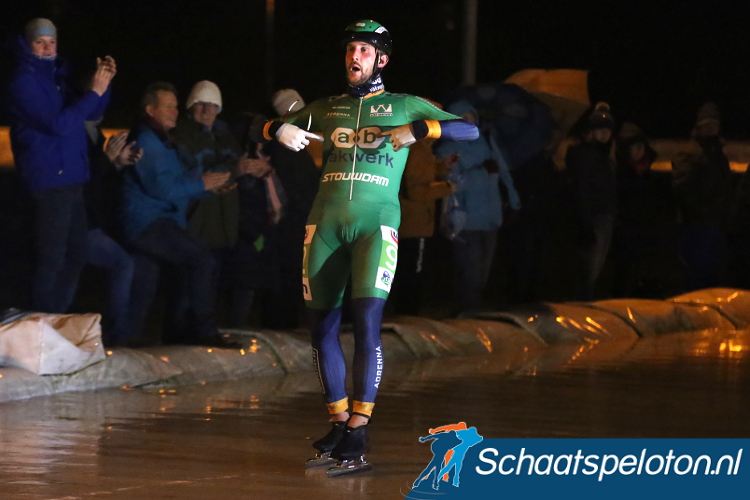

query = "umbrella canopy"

[
  {"left": 504, "top": 69, "right": 590, "bottom": 139},
  {"left": 442, "top": 82, "right": 555, "bottom": 169}
]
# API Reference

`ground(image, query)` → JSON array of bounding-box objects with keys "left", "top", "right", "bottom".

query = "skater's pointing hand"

[
  {"left": 276, "top": 123, "right": 323, "bottom": 152},
  {"left": 380, "top": 124, "right": 416, "bottom": 152}
]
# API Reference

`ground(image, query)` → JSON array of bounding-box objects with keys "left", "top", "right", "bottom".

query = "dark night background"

[{"left": 2, "top": 0, "right": 750, "bottom": 139}]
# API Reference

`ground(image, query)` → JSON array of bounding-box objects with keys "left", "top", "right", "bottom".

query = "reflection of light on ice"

[{"left": 720, "top": 341, "right": 743, "bottom": 357}]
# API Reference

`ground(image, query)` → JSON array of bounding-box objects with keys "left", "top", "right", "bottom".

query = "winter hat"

[
  {"left": 588, "top": 102, "right": 615, "bottom": 130},
  {"left": 25, "top": 18, "right": 57, "bottom": 46},
  {"left": 696, "top": 102, "right": 720, "bottom": 128},
  {"left": 186, "top": 81, "right": 222, "bottom": 112},
  {"left": 272, "top": 89, "right": 305, "bottom": 117}
]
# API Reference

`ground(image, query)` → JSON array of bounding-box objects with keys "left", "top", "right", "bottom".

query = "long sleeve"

[{"left": 8, "top": 74, "right": 103, "bottom": 137}]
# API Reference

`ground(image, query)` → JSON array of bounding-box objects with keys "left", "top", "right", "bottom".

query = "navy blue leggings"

[{"left": 309, "top": 297, "right": 385, "bottom": 410}]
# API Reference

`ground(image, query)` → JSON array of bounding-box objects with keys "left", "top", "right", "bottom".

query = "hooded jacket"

[
  {"left": 434, "top": 100, "right": 521, "bottom": 231},
  {"left": 6, "top": 35, "right": 111, "bottom": 193}
]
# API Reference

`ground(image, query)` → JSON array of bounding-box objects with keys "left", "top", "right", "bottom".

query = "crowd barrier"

[{"left": 1, "top": 288, "right": 748, "bottom": 403}]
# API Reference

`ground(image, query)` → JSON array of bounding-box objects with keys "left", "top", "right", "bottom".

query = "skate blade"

[
  {"left": 326, "top": 458, "right": 373, "bottom": 478},
  {"left": 305, "top": 453, "right": 336, "bottom": 469}
]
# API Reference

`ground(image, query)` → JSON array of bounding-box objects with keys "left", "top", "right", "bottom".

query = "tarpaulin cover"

[
  {"left": 221, "top": 329, "right": 312, "bottom": 373},
  {"left": 442, "top": 318, "right": 545, "bottom": 354},
  {"left": 471, "top": 303, "right": 639, "bottom": 344},
  {"left": 0, "top": 313, "right": 105, "bottom": 375},
  {"left": 670, "top": 288, "right": 750, "bottom": 328},
  {"left": 0, "top": 367, "right": 54, "bottom": 402},
  {"left": 139, "top": 343, "right": 285, "bottom": 387},
  {"left": 46, "top": 348, "right": 182, "bottom": 392},
  {"left": 389, "top": 317, "right": 500, "bottom": 359},
  {"left": 588, "top": 298, "right": 735, "bottom": 337}
]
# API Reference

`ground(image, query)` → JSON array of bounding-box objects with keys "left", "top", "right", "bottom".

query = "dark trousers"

[
  {"left": 31, "top": 184, "right": 88, "bottom": 313},
  {"left": 577, "top": 214, "right": 614, "bottom": 301},
  {"left": 84, "top": 228, "right": 135, "bottom": 341},
  {"left": 128, "top": 218, "right": 218, "bottom": 341},
  {"left": 679, "top": 224, "right": 727, "bottom": 291},
  {"left": 451, "top": 230, "right": 498, "bottom": 315}
]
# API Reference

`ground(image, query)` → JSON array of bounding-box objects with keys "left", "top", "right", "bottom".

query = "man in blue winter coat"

[
  {"left": 120, "top": 82, "right": 237, "bottom": 347},
  {"left": 7, "top": 18, "right": 116, "bottom": 313}
]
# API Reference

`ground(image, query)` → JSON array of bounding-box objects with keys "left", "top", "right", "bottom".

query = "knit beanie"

[
  {"left": 25, "top": 18, "right": 57, "bottom": 46},
  {"left": 186, "top": 81, "right": 222, "bottom": 112},
  {"left": 272, "top": 89, "right": 305, "bottom": 117},
  {"left": 696, "top": 102, "right": 720, "bottom": 128},
  {"left": 588, "top": 102, "right": 615, "bottom": 130}
]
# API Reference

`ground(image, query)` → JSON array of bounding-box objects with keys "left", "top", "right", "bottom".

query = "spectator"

[
  {"left": 565, "top": 102, "right": 618, "bottom": 300},
  {"left": 435, "top": 100, "right": 521, "bottom": 316},
  {"left": 612, "top": 122, "right": 664, "bottom": 298},
  {"left": 391, "top": 136, "right": 457, "bottom": 315},
  {"left": 672, "top": 102, "right": 733, "bottom": 290},
  {"left": 259, "top": 89, "right": 321, "bottom": 328},
  {"left": 227, "top": 112, "right": 283, "bottom": 328},
  {"left": 7, "top": 18, "right": 115, "bottom": 313},
  {"left": 173, "top": 81, "right": 241, "bottom": 248},
  {"left": 171, "top": 80, "right": 246, "bottom": 328},
  {"left": 505, "top": 148, "right": 571, "bottom": 304},
  {"left": 83, "top": 124, "right": 142, "bottom": 344},
  {"left": 120, "top": 82, "right": 236, "bottom": 347}
]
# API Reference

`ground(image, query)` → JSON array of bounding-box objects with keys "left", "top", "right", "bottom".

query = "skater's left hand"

[{"left": 380, "top": 124, "right": 416, "bottom": 152}]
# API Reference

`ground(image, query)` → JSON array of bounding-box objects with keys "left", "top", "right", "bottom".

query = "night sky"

[{"left": 3, "top": 0, "right": 750, "bottom": 138}]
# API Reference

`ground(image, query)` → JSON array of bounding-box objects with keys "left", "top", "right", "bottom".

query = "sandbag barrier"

[{"left": 1, "top": 288, "right": 747, "bottom": 403}]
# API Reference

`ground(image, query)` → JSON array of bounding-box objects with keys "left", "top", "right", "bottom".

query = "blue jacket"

[
  {"left": 435, "top": 101, "right": 521, "bottom": 231},
  {"left": 120, "top": 123, "right": 206, "bottom": 240},
  {"left": 7, "top": 35, "right": 111, "bottom": 193}
]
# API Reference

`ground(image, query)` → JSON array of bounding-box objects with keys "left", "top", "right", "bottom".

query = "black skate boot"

[
  {"left": 327, "top": 424, "right": 373, "bottom": 477},
  {"left": 305, "top": 420, "right": 347, "bottom": 469}
]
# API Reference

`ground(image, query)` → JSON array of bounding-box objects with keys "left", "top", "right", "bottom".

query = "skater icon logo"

[
  {"left": 380, "top": 269, "right": 392, "bottom": 288},
  {"left": 411, "top": 422, "right": 483, "bottom": 494}
]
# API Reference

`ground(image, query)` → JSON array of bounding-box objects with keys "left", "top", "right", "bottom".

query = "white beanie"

[
  {"left": 186, "top": 80, "right": 222, "bottom": 113},
  {"left": 272, "top": 89, "right": 305, "bottom": 117}
]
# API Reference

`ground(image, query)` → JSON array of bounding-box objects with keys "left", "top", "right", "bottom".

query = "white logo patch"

[
  {"left": 331, "top": 127, "right": 385, "bottom": 149},
  {"left": 370, "top": 103, "right": 393, "bottom": 117}
]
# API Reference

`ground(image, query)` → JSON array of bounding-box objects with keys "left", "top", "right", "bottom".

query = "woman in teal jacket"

[{"left": 435, "top": 100, "right": 521, "bottom": 316}]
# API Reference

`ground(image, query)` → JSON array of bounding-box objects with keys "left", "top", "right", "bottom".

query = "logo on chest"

[
  {"left": 331, "top": 127, "right": 385, "bottom": 149},
  {"left": 370, "top": 103, "right": 393, "bottom": 117}
]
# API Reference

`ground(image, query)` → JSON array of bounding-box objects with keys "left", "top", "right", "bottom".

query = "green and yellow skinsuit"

[{"left": 263, "top": 85, "right": 477, "bottom": 418}]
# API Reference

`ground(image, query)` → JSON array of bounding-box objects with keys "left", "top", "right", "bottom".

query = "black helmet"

[{"left": 342, "top": 20, "right": 392, "bottom": 56}]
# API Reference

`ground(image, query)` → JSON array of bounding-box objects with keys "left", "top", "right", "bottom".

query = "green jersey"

[
  {"left": 287, "top": 90, "right": 459, "bottom": 309},
  {"left": 287, "top": 91, "right": 459, "bottom": 220}
]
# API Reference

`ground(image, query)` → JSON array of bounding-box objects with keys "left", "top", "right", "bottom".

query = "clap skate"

[
  {"left": 326, "top": 424, "right": 373, "bottom": 477},
  {"left": 305, "top": 421, "right": 347, "bottom": 469}
]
